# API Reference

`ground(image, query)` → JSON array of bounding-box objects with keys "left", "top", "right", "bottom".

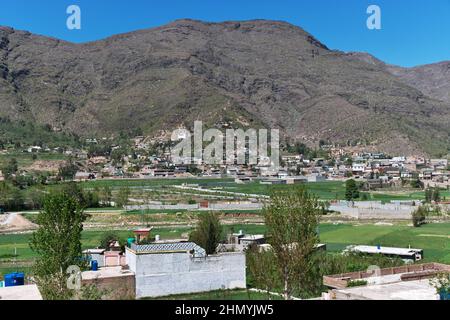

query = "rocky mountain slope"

[{"left": 0, "top": 19, "right": 449, "bottom": 156}]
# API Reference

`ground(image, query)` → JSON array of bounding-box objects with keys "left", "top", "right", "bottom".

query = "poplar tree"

[{"left": 30, "top": 191, "right": 88, "bottom": 300}]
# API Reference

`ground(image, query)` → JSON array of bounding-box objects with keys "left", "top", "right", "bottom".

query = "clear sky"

[{"left": 0, "top": 0, "right": 449, "bottom": 67}]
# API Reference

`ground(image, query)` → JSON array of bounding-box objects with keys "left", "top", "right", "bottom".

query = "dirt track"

[{"left": 0, "top": 213, "right": 38, "bottom": 233}]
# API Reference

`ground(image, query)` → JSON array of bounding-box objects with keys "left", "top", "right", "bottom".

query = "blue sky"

[{"left": 0, "top": 0, "right": 449, "bottom": 67}]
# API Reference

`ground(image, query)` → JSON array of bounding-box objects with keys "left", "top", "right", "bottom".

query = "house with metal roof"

[{"left": 346, "top": 245, "right": 424, "bottom": 262}]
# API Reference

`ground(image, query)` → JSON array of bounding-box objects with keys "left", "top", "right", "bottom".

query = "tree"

[
  {"left": 2, "top": 158, "right": 18, "bottom": 179},
  {"left": 189, "top": 212, "right": 223, "bottom": 255},
  {"left": 61, "top": 182, "right": 87, "bottom": 208},
  {"left": 410, "top": 177, "right": 423, "bottom": 189},
  {"left": 264, "top": 186, "right": 321, "bottom": 300},
  {"left": 432, "top": 188, "right": 441, "bottom": 203},
  {"left": 0, "top": 181, "right": 24, "bottom": 211},
  {"left": 412, "top": 205, "right": 427, "bottom": 227},
  {"left": 425, "top": 188, "right": 433, "bottom": 203},
  {"left": 58, "top": 159, "right": 78, "bottom": 181},
  {"left": 29, "top": 191, "right": 88, "bottom": 299},
  {"left": 99, "top": 186, "right": 112, "bottom": 206},
  {"left": 345, "top": 179, "right": 359, "bottom": 201},
  {"left": 115, "top": 186, "right": 130, "bottom": 208},
  {"left": 430, "top": 273, "right": 450, "bottom": 299},
  {"left": 99, "top": 231, "right": 121, "bottom": 249},
  {"left": 246, "top": 246, "right": 280, "bottom": 297}
]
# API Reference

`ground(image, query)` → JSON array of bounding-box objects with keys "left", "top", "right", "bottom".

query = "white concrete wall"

[
  {"left": 330, "top": 201, "right": 416, "bottom": 219},
  {"left": 208, "top": 203, "right": 263, "bottom": 210},
  {"left": 124, "top": 204, "right": 199, "bottom": 210},
  {"left": 126, "top": 249, "right": 246, "bottom": 298}
]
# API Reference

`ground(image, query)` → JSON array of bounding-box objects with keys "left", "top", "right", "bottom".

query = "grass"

[
  {"left": 0, "top": 226, "right": 191, "bottom": 277},
  {"left": 0, "top": 150, "right": 68, "bottom": 168},
  {"left": 319, "top": 222, "right": 450, "bottom": 263},
  {"left": 124, "top": 209, "right": 262, "bottom": 215},
  {"left": 125, "top": 209, "right": 188, "bottom": 215},
  {"left": 225, "top": 222, "right": 450, "bottom": 263},
  {"left": 145, "top": 289, "right": 282, "bottom": 300},
  {"left": 77, "top": 178, "right": 438, "bottom": 202},
  {"left": 1, "top": 222, "right": 449, "bottom": 277}
]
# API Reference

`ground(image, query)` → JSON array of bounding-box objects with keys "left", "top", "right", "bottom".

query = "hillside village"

[
  {"left": 0, "top": 5, "right": 449, "bottom": 304},
  {"left": 2, "top": 136, "right": 449, "bottom": 187},
  {"left": 1, "top": 134, "right": 449, "bottom": 300}
]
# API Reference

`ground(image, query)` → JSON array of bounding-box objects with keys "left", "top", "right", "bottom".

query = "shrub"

[
  {"left": 347, "top": 279, "right": 368, "bottom": 287},
  {"left": 412, "top": 206, "right": 427, "bottom": 227}
]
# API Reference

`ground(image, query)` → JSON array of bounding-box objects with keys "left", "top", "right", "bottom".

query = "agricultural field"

[
  {"left": 1, "top": 221, "right": 448, "bottom": 278},
  {"left": 77, "top": 178, "right": 443, "bottom": 202},
  {"left": 0, "top": 150, "right": 68, "bottom": 168},
  {"left": 0, "top": 226, "right": 191, "bottom": 276},
  {"left": 4, "top": 178, "right": 449, "bottom": 217}
]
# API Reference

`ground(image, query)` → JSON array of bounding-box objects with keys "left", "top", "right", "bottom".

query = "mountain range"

[{"left": 0, "top": 19, "right": 449, "bottom": 156}]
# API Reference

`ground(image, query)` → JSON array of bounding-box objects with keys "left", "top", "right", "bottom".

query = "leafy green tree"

[
  {"left": 246, "top": 245, "right": 281, "bottom": 297},
  {"left": 29, "top": 191, "right": 88, "bottom": 300},
  {"left": 264, "top": 186, "right": 321, "bottom": 300},
  {"left": 430, "top": 273, "right": 450, "bottom": 298},
  {"left": 2, "top": 158, "right": 18, "bottom": 179},
  {"left": 99, "top": 231, "right": 121, "bottom": 249},
  {"left": 189, "top": 212, "right": 223, "bottom": 255},
  {"left": 58, "top": 159, "right": 78, "bottom": 181},
  {"left": 412, "top": 205, "right": 427, "bottom": 227},
  {"left": 425, "top": 188, "right": 433, "bottom": 203},
  {"left": 410, "top": 177, "right": 423, "bottom": 189},
  {"left": 115, "top": 186, "right": 130, "bottom": 208},
  {"left": 432, "top": 188, "right": 441, "bottom": 203},
  {"left": 61, "top": 182, "right": 87, "bottom": 207},
  {"left": 0, "top": 181, "right": 24, "bottom": 211},
  {"left": 345, "top": 179, "right": 359, "bottom": 201},
  {"left": 99, "top": 185, "right": 112, "bottom": 207}
]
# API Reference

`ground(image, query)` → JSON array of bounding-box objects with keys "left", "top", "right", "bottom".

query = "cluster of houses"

[
  {"left": 71, "top": 152, "right": 450, "bottom": 189},
  {"left": 5, "top": 137, "right": 449, "bottom": 191}
]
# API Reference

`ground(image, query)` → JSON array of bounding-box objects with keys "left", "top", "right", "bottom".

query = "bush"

[
  {"left": 347, "top": 279, "right": 368, "bottom": 287},
  {"left": 189, "top": 212, "right": 223, "bottom": 255},
  {"left": 345, "top": 179, "right": 359, "bottom": 201},
  {"left": 412, "top": 206, "right": 427, "bottom": 227}
]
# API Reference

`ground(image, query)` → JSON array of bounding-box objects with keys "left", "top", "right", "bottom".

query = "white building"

[
  {"left": 352, "top": 163, "right": 366, "bottom": 173},
  {"left": 125, "top": 242, "right": 246, "bottom": 298}
]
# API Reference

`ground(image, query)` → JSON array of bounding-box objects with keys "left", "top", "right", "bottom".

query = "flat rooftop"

[
  {"left": 348, "top": 245, "right": 422, "bottom": 255},
  {"left": 323, "top": 262, "right": 450, "bottom": 289},
  {"left": 335, "top": 279, "right": 438, "bottom": 300},
  {"left": 0, "top": 284, "right": 42, "bottom": 300},
  {"left": 240, "top": 234, "right": 265, "bottom": 241},
  {"left": 83, "top": 248, "right": 106, "bottom": 254},
  {"left": 82, "top": 266, "right": 134, "bottom": 281}
]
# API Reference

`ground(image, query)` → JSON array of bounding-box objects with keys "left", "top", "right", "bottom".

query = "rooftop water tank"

[
  {"left": 91, "top": 260, "right": 98, "bottom": 271},
  {"left": 127, "top": 237, "right": 135, "bottom": 247},
  {"left": 4, "top": 272, "right": 25, "bottom": 287}
]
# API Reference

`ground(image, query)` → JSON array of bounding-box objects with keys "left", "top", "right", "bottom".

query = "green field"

[
  {"left": 1, "top": 222, "right": 448, "bottom": 277},
  {"left": 0, "top": 226, "right": 191, "bottom": 276},
  {"left": 0, "top": 151, "right": 68, "bottom": 168},
  {"left": 76, "top": 178, "right": 441, "bottom": 202},
  {"left": 6, "top": 178, "right": 448, "bottom": 216},
  {"left": 147, "top": 289, "right": 282, "bottom": 300},
  {"left": 225, "top": 222, "right": 450, "bottom": 263}
]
